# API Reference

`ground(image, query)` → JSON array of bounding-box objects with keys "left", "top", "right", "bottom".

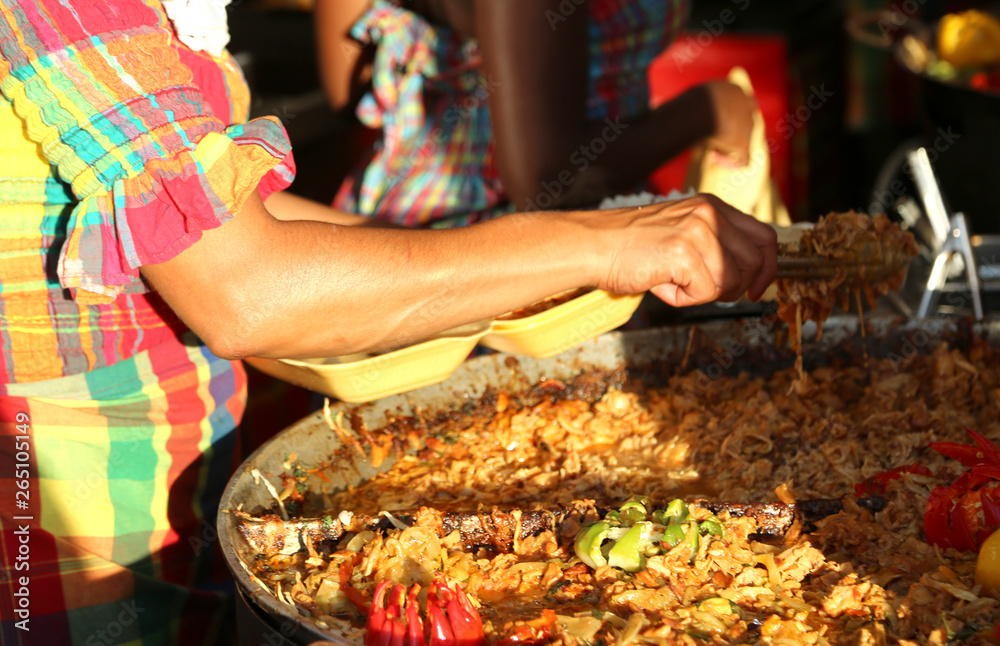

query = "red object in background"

[
  {"left": 925, "top": 430, "right": 1000, "bottom": 551},
  {"left": 854, "top": 464, "right": 933, "bottom": 497},
  {"left": 647, "top": 34, "right": 791, "bottom": 210}
]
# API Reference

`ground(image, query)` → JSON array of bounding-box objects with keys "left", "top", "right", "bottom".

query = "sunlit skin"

[{"left": 142, "top": 191, "right": 777, "bottom": 360}]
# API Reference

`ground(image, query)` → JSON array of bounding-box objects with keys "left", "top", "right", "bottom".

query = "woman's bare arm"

[
  {"left": 140, "top": 193, "right": 776, "bottom": 361},
  {"left": 265, "top": 190, "right": 396, "bottom": 227},
  {"left": 314, "top": 0, "right": 374, "bottom": 114},
  {"left": 475, "top": 0, "right": 755, "bottom": 210}
]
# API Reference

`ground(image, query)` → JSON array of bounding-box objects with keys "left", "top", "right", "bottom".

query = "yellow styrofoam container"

[
  {"left": 480, "top": 289, "right": 643, "bottom": 358},
  {"left": 245, "top": 321, "right": 491, "bottom": 403}
]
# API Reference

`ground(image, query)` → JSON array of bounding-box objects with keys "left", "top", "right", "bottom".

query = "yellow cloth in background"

[{"left": 685, "top": 66, "right": 791, "bottom": 227}]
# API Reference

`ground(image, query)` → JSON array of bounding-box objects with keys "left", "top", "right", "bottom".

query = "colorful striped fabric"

[
  {"left": 0, "top": 0, "right": 296, "bottom": 642},
  {"left": 0, "top": 0, "right": 295, "bottom": 384},
  {"left": 333, "top": 0, "right": 690, "bottom": 228},
  {"left": 0, "top": 336, "right": 246, "bottom": 645},
  {"left": 333, "top": 0, "right": 502, "bottom": 228},
  {"left": 587, "top": 0, "right": 690, "bottom": 120}
]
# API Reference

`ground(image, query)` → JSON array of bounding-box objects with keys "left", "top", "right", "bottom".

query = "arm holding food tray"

[
  {"left": 265, "top": 190, "right": 401, "bottom": 227},
  {"left": 474, "top": 0, "right": 756, "bottom": 211},
  {"left": 142, "top": 192, "right": 777, "bottom": 360}
]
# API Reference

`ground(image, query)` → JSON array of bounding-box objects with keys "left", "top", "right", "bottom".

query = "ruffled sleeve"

[
  {"left": 0, "top": 0, "right": 295, "bottom": 303},
  {"left": 350, "top": 0, "right": 481, "bottom": 137}
]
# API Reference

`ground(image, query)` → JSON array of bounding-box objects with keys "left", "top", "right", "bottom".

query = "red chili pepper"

[
  {"left": 426, "top": 603, "right": 457, "bottom": 646},
  {"left": 405, "top": 585, "right": 426, "bottom": 646},
  {"left": 855, "top": 464, "right": 931, "bottom": 497},
  {"left": 429, "top": 577, "right": 485, "bottom": 646},
  {"left": 968, "top": 71, "right": 1000, "bottom": 92},
  {"left": 366, "top": 575, "right": 485, "bottom": 646},
  {"left": 925, "top": 430, "right": 1000, "bottom": 551},
  {"left": 983, "top": 487, "right": 1000, "bottom": 527},
  {"left": 929, "top": 430, "right": 1000, "bottom": 469},
  {"left": 340, "top": 557, "right": 371, "bottom": 615},
  {"left": 383, "top": 585, "right": 406, "bottom": 646},
  {"left": 367, "top": 583, "right": 388, "bottom": 646},
  {"left": 924, "top": 481, "right": 952, "bottom": 547}
]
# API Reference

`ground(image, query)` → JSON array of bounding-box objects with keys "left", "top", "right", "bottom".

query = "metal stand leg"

[
  {"left": 917, "top": 249, "right": 950, "bottom": 318},
  {"left": 916, "top": 212, "right": 983, "bottom": 320},
  {"left": 955, "top": 213, "right": 984, "bottom": 320},
  {"left": 901, "top": 147, "right": 984, "bottom": 320}
]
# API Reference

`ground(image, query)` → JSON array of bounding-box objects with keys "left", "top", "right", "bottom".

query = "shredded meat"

[
  {"left": 776, "top": 211, "right": 919, "bottom": 348},
  {"left": 495, "top": 288, "right": 591, "bottom": 320},
  {"left": 242, "top": 328, "right": 1000, "bottom": 646}
]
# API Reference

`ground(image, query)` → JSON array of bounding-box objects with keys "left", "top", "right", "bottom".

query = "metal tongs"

[{"left": 774, "top": 223, "right": 913, "bottom": 283}]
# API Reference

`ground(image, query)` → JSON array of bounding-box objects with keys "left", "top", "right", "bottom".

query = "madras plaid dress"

[
  {"left": 0, "top": 1, "right": 295, "bottom": 643},
  {"left": 333, "top": 0, "right": 690, "bottom": 228}
]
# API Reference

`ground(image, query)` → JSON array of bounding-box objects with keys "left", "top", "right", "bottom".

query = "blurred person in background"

[{"left": 318, "top": 0, "right": 758, "bottom": 227}]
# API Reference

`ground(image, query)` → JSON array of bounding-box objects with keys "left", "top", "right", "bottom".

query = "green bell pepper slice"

[
  {"left": 683, "top": 520, "right": 700, "bottom": 565},
  {"left": 574, "top": 522, "right": 611, "bottom": 569},
  {"left": 699, "top": 518, "right": 724, "bottom": 538},
  {"left": 619, "top": 502, "right": 647, "bottom": 524},
  {"left": 662, "top": 499, "right": 689, "bottom": 525},
  {"left": 607, "top": 521, "right": 655, "bottom": 572},
  {"left": 660, "top": 523, "right": 686, "bottom": 548}
]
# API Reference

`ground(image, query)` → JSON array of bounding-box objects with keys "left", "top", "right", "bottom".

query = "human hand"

[
  {"left": 590, "top": 193, "right": 777, "bottom": 306},
  {"left": 702, "top": 81, "right": 756, "bottom": 167}
]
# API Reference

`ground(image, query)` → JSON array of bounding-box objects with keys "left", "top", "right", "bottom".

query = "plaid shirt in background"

[{"left": 334, "top": 0, "right": 690, "bottom": 228}]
